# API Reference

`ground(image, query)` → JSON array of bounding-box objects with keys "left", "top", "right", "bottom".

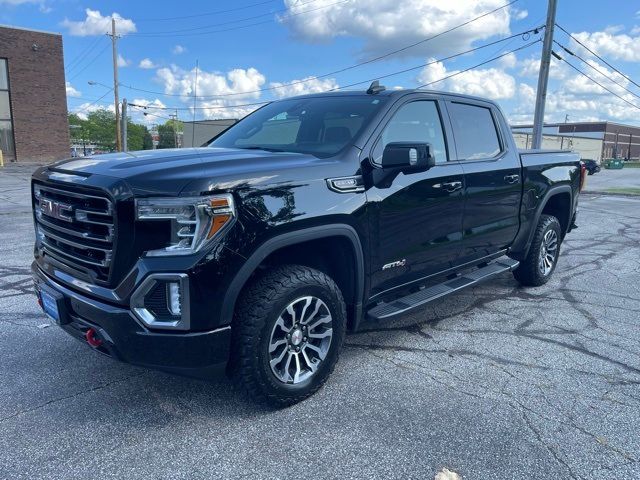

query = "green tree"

[
  {"left": 158, "top": 122, "right": 177, "bottom": 149},
  {"left": 85, "top": 110, "right": 117, "bottom": 150},
  {"left": 68, "top": 110, "right": 156, "bottom": 153},
  {"left": 142, "top": 130, "right": 154, "bottom": 150},
  {"left": 126, "top": 121, "right": 152, "bottom": 151}
]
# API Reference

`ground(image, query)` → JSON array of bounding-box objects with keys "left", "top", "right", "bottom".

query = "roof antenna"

[{"left": 367, "top": 80, "right": 386, "bottom": 95}]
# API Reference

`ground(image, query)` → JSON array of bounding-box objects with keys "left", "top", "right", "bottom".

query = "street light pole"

[{"left": 531, "top": 0, "right": 558, "bottom": 150}]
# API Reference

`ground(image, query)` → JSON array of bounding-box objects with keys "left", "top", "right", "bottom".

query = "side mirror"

[{"left": 381, "top": 142, "right": 436, "bottom": 173}]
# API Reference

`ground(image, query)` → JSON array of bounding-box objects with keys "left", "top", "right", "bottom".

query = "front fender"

[{"left": 220, "top": 224, "right": 366, "bottom": 328}]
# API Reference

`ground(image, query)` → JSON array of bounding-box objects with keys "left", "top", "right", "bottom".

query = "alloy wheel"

[
  {"left": 539, "top": 229, "right": 559, "bottom": 276},
  {"left": 268, "top": 296, "right": 333, "bottom": 384}
]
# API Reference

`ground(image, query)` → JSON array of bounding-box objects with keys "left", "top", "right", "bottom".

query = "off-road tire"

[
  {"left": 513, "top": 214, "right": 562, "bottom": 287},
  {"left": 230, "top": 265, "right": 346, "bottom": 407}
]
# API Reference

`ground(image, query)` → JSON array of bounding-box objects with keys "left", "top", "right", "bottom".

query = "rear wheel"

[
  {"left": 230, "top": 265, "right": 346, "bottom": 406},
  {"left": 513, "top": 214, "right": 562, "bottom": 286}
]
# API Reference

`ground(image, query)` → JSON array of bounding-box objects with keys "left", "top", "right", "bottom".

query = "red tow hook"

[{"left": 85, "top": 328, "right": 103, "bottom": 348}]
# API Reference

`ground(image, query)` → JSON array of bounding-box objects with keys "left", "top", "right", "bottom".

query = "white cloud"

[
  {"left": 571, "top": 28, "right": 640, "bottom": 62},
  {"left": 155, "top": 65, "right": 267, "bottom": 120},
  {"left": 507, "top": 83, "right": 536, "bottom": 124},
  {"left": 280, "top": 0, "right": 516, "bottom": 56},
  {"left": 117, "top": 54, "right": 131, "bottom": 68},
  {"left": 65, "top": 82, "right": 81, "bottom": 98},
  {"left": 71, "top": 103, "right": 114, "bottom": 120},
  {"left": 518, "top": 56, "right": 566, "bottom": 80},
  {"left": 172, "top": 45, "right": 187, "bottom": 55},
  {"left": 138, "top": 58, "right": 157, "bottom": 69},
  {"left": 509, "top": 61, "right": 640, "bottom": 125},
  {"left": 498, "top": 52, "right": 517, "bottom": 69},
  {"left": 270, "top": 76, "right": 339, "bottom": 98},
  {"left": 128, "top": 98, "right": 168, "bottom": 125},
  {"left": 564, "top": 59, "right": 633, "bottom": 96},
  {"left": 62, "top": 9, "right": 137, "bottom": 37},
  {"left": 418, "top": 59, "right": 516, "bottom": 99},
  {"left": 519, "top": 58, "right": 539, "bottom": 77},
  {"left": 130, "top": 98, "right": 166, "bottom": 109},
  {"left": 156, "top": 65, "right": 266, "bottom": 99},
  {"left": 513, "top": 8, "right": 528, "bottom": 20}
]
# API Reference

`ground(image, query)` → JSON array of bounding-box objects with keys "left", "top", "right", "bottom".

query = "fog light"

[
  {"left": 167, "top": 282, "right": 182, "bottom": 316},
  {"left": 131, "top": 273, "right": 190, "bottom": 330}
]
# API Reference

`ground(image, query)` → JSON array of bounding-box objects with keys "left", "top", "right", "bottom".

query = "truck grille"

[{"left": 33, "top": 182, "right": 116, "bottom": 282}]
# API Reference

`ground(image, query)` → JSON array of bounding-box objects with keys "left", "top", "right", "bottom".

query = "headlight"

[{"left": 136, "top": 194, "right": 235, "bottom": 256}]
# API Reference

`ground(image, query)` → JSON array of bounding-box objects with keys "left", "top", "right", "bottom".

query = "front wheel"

[
  {"left": 230, "top": 265, "right": 346, "bottom": 406},
  {"left": 513, "top": 214, "right": 562, "bottom": 287}
]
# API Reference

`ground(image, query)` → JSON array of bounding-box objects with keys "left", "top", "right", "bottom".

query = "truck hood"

[{"left": 50, "top": 147, "right": 335, "bottom": 195}]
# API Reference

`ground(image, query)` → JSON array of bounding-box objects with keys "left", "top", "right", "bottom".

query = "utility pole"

[
  {"left": 170, "top": 110, "right": 179, "bottom": 148},
  {"left": 192, "top": 60, "right": 199, "bottom": 148},
  {"left": 121, "top": 99, "right": 128, "bottom": 152},
  {"left": 531, "top": 0, "right": 558, "bottom": 149},
  {"left": 108, "top": 17, "right": 122, "bottom": 152}
]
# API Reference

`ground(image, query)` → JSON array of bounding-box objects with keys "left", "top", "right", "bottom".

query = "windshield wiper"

[{"left": 236, "top": 145, "right": 285, "bottom": 153}]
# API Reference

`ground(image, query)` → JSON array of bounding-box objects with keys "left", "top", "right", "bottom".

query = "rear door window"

[{"left": 448, "top": 102, "right": 502, "bottom": 160}]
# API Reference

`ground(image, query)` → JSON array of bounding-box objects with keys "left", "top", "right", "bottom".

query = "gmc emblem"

[{"left": 40, "top": 199, "right": 74, "bottom": 223}]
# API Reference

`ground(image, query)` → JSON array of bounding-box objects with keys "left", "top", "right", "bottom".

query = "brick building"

[{"left": 0, "top": 25, "right": 69, "bottom": 163}]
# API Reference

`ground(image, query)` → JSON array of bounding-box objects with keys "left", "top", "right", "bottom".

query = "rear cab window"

[{"left": 448, "top": 102, "right": 503, "bottom": 161}]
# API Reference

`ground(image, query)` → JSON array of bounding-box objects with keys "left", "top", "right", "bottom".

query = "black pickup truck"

[{"left": 32, "top": 85, "right": 584, "bottom": 405}]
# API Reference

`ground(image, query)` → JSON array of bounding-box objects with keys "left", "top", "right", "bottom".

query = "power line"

[
  {"left": 555, "top": 23, "right": 640, "bottom": 90},
  {"left": 129, "top": 28, "right": 540, "bottom": 112},
  {"left": 65, "top": 36, "right": 102, "bottom": 74},
  {"left": 336, "top": 36, "right": 541, "bottom": 90},
  {"left": 68, "top": 39, "right": 110, "bottom": 82},
  {"left": 136, "top": 0, "right": 279, "bottom": 22},
  {"left": 416, "top": 39, "right": 540, "bottom": 88},
  {"left": 67, "top": 95, "right": 108, "bottom": 103},
  {"left": 133, "top": 107, "right": 230, "bottom": 126},
  {"left": 553, "top": 40, "right": 640, "bottom": 102},
  {"left": 71, "top": 88, "right": 114, "bottom": 115},
  {"left": 129, "top": 0, "right": 347, "bottom": 37},
  {"left": 119, "top": 0, "right": 523, "bottom": 99},
  {"left": 127, "top": 38, "right": 540, "bottom": 127},
  {"left": 553, "top": 53, "right": 640, "bottom": 112},
  {"left": 129, "top": 100, "right": 268, "bottom": 111}
]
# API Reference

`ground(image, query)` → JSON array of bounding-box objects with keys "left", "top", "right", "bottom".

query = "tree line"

[{"left": 69, "top": 109, "right": 182, "bottom": 152}]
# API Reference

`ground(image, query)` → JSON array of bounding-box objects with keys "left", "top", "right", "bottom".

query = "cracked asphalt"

[{"left": 1, "top": 165, "right": 639, "bottom": 479}]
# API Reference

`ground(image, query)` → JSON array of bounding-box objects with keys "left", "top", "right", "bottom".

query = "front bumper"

[{"left": 32, "top": 262, "right": 231, "bottom": 378}]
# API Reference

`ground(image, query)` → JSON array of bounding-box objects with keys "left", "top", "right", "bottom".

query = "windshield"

[{"left": 210, "top": 96, "right": 388, "bottom": 158}]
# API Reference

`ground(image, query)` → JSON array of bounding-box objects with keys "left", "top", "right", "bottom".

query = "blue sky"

[{"left": 1, "top": 0, "right": 639, "bottom": 126}]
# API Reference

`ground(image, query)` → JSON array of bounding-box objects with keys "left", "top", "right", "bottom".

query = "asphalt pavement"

[
  {"left": 1, "top": 165, "right": 639, "bottom": 479},
  {"left": 583, "top": 166, "right": 640, "bottom": 194}
]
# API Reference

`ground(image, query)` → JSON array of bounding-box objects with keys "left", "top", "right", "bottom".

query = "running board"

[{"left": 367, "top": 257, "right": 520, "bottom": 321}]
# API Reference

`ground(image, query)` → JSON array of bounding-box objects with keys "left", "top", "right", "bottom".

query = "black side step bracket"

[{"left": 367, "top": 257, "right": 520, "bottom": 321}]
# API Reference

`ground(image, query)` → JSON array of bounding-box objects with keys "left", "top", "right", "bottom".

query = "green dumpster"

[{"left": 603, "top": 158, "right": 624, "bottom": 169}]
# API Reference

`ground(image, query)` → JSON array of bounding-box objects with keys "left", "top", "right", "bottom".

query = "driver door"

[{"left": 366, "top": 97, "right": 465, "bottom": 298}]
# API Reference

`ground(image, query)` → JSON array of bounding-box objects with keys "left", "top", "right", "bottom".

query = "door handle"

[
  {"left": 504, "top": 174, "right": 520, "bottom": 184},
  {"left": 433, "top": 181, "right": 462, "bottom": 192}
]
